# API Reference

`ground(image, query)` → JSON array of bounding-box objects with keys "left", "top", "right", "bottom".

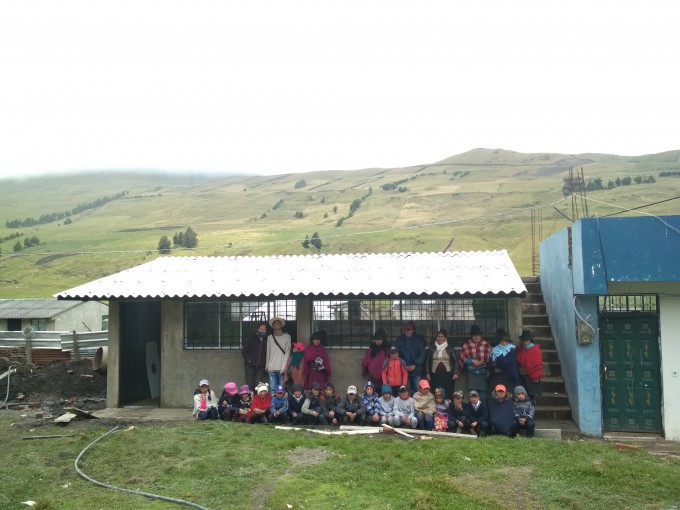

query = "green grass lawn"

[{"left": 2, "top": 415, "right": 679, "bottom": 510}]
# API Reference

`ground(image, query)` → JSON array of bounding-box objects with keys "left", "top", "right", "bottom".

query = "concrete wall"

[
  {"left": 106, "top": 300, "right": 121, "bottom": 407},
  {"left": 660, "top": 296, "right": 680, "bottom": 441},
  {"left": 51, "top": 301, "right": 108, "bottom": 332},
  {"left": 540, "top": 227, "right": 603, "bottom": 436}
]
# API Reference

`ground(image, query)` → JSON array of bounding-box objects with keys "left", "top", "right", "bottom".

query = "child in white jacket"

[{"left": 193, "top": 379, "right": 218, "bottom": 420}]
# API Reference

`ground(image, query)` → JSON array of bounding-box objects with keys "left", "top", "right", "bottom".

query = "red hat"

[
  {"left": 495, "top": 384, "right": 507, "bottom": 393},
  {"left": 419, "top": 379, "right": 430, "bottom": 389}
]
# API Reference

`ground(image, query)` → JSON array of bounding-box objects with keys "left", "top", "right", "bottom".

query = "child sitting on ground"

[
  {"left": 320, "top": 382, "right": 340, "bottom": 425},
  {"left": 269, "top": 385, "right": 289, "bottom": 423},
  {"left": 250, "top": 383, "right": 272, "bottom": 424},
  {"left": 379, "top": 385, "right": 396, "bottom": 426},
  {"left": 234, "top": 384, "right": 252, "bottom": 423},
  {"left": 193, "top": 379, "right": 219, "bottom": 420},
  {"left": 393, "top": 385, "right": 418, "bottom": 428},
  {"left": 218, "top": 381, "right": 239, "bottom": 421},
  {"left": 467, "top": 389, "right": 490, "bottom": 437},
  {"left": 287, "top": 383, "right": 306, "bottom": 425},
  {"left": 448, "top": 391, "right": 471, "bottom": 433},
  {"left": 413, "top": 379, "right": 436, "bottom": 430},
  {"left": 337, "top": 385, "right": 367, "bottom": 425},
  {"left": 362, "top": 381, "right": 383, "bottom": 426},
  {"left": 488, "top": 384, "right": 515, "bottom": 437},
  {"left": 433, "top": 387, "right": 450, "bottom": 431},
  {"left": 301, "top": 382, "right": 323, "bottom": 425},
  {"left": 513, "top": 385, "right": 535, "bottom": 438}
]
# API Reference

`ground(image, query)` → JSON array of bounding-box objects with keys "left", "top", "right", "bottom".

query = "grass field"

[
  {"left": 1, "top": 415, "right": 679, "bottom": 510},
  {"left": 1, "top": 149, "right": 679, "bottom": 297}
]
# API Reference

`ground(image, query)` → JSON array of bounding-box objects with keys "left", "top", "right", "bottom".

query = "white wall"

[{"left": 660, "top": 296, "right": 680, "bottom": 440}]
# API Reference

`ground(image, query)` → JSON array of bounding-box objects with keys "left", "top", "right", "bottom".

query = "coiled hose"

[{"left": 75, "top": 426, "right": 210, "bottom": 510}]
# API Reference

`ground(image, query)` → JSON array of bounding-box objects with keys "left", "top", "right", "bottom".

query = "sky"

[{"left": 1, "top": 1, "right": 678, "bottom": 178}]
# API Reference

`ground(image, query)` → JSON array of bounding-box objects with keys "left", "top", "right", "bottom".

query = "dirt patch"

[
  {"left": 1, "top": 359, "right": 106, "bottom": 419},
  {"left": 449, "top": 466, "right": 544, "bottom": 510},
  {"left": 251, "top": 446, "right": 332, "bottom": 510}
]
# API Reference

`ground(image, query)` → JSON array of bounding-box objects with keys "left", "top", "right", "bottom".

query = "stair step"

[
  {"left": 541, "top": 349, "right": 559, "bottom": 362},
  {"left": 536, "top": 392, "right": 569, "bottom": 406},
  {"left": 521, "top": 276, "right": 540, "bottom": 284},
  {"left": 522, "top": 314, "right": 551, "bottom": 326},
  {"left": 535, "top": 405, "right": 572, "bottom": 421},
  {"left": 522, "top": 293, "right": 545, "bottom": 303},
  {"left": 523, "top": 282, "right": 543, "bottom": 294},
  {"left": 521, "top": 303, "right": 546, "bottom": 315},
  {"left": 542, "top": 376, "right": 567, "bottom": 393},
  {"left": 542, "top": 361, "right": 562, "bottom": 377}
]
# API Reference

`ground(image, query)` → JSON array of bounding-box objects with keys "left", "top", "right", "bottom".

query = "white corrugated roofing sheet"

[
  {"left": 0, "top": 299, "right": 83, "bottom": 319},
  {"left": 55, "top": 251, "right": 526, "bottom": 300}
]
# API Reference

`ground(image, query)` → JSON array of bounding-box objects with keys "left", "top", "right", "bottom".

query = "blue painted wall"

[
  {"left": 540, "top": 227, "right": 603, "bottom": 436},
  {"left": 576, "top": 216, "right": 680, "bottom": 294}
]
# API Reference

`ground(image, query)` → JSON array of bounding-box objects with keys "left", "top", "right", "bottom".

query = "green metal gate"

[{"left": 600, "top": 316, "right": 662, "bottom": 432}]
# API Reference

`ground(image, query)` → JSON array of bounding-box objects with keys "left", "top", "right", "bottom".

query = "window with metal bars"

[
  {"left": 184, "top": 300, "right": 297, "bottom": 349},
  {"left": 312, "top": 298, "right": 507, "bottom": 348},
  {"left": 598, "top": 295, "right": 658, "bottom": 315}
]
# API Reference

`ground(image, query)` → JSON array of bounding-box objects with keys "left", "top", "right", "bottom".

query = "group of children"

[{"left": 193, "top": 377, "right": 535, "bottom": 438}]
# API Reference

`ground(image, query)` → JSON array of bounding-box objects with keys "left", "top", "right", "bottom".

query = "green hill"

[{"left": 1, "top": 149, "right": 679, "bottom": 298}]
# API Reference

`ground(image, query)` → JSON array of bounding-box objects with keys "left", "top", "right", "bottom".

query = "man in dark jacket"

[
  {"left": 394, "top": 322, "right": 426, "bottom": 395},
  {"left": 242, "top": 322, "right": 268, "bottom": 391}
]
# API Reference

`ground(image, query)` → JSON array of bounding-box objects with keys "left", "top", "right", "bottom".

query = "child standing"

[
  {"left": 513, "top": 385, "right": 535, "bottom": 438},
  {"left": 287, "top": 383, "right": 306, "bottom": 425},
  {"left": 433, "top": 387, "right": 450, "bottom": 432},
  {"left": 393, "top": 385, "right": 418, "bottom": 428},
  {"left": 270, "top": 385, "right": 289, "bottom": 423},
  {"left": 218, "top": 381, "right": 239, "bottom": 421},
  {"left": 379, "top": 385, "right": 397, "bottom": 426},
  {"left": 362, "top": 381, "right": 383, "bottom": 426},
  {"left": 234, "top": 384, "right": 253, "bottom": 423},
  {"left": 251, "top": 383, "right": 272, "bottom": 424},
  {"left": 382, "top": 346, "right": 408, "bottom": 395},
  {"left": 193, "top": 379, "right": 219, "bottom": 420},
  {"left": 448, "top": 391, "right": 471, "bottom": 433},
  {"left": 412, "top": 379, "right": 436, "bottom": 430},
  {"left": 466, "top": 389, "right": 490, "bottom": 437}
]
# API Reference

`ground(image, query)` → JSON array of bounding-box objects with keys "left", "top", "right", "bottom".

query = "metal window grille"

[
  {"left": 599, "top": 295, "right": 658, "bottom": 315},
  {"left": 184, "top": 300, "right": 297, "bottom": 349},
  {"left": 312, "top": 298, "right": 507, "bottom": 348}
]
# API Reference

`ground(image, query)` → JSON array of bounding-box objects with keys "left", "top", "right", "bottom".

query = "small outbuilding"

[
  {"left": 540, "top": 215, "right": 680, "bottom": 440},
  {"left": 56, "top": 251, "right": 527, "bottom": 409},
  {"left": 0, "top": 298, "right": 108, "bottom": 333}
]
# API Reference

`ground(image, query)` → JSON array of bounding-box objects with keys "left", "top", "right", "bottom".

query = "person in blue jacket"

[{"left": 394, "top": 322, "right": 426, "bottom": 395}]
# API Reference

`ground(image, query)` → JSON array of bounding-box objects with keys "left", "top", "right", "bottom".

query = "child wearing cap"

[
  {"left": 488, "top": 384, "right": 516, "bottom": 437},
  {"left": 234, "top": 384, "right": 253, "bottom": 423},
  {"left": 301, "top": 382, "right": 323, "bottom": 425},
  {"left": 193, "top": 379, "right": 219, "bottom": 420},
  {"left": 379, "top": 385, "right": 397, "bottom": 426},
  {"left": 448, "top": 391, "right": 471, "bottom": 434},
  {"left": 413, "top": 379, "right": 436, "bottom": 430},
  {"left": 269, "top": 385, "right": 290, "bottom": 423},
  {"left": 337, "top": 385, "right": 367, "bottom": 425},
  {"left": 288, "top": 383, "right": 306, "bottom": 425},
  {"left": 251, "top": 383, "right": 272, "bottom": 424},
  {"left": 393, "top": 386, "right": 418, "bottom": 428},
  {"left": 433, "top": 387, "right": 450, "bottom": 431},
  {"left": 362, "top": 381, "right": 383, "bottom": 426},
  {"left": 466, "top": 389, "right": 490, "bottom": 437},
  {"left": 512, "top": 386, "right": 535, "bottom": 438},
  {"left": 218, "top": 381, "right": 239, "bottom": 421},
  {"left": 382, "top": 346, "right": 409, "bottom": 396},
  {"left": 319, "top": 382, "right": 341, "bottom": 425}
]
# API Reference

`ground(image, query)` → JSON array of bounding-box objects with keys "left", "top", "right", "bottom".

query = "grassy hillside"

[{"left": 1, "top": 149, "right": 679, "bottom": 298}]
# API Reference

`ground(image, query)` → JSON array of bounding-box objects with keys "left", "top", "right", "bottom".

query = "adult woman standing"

[
  {"left": 242, "top": 321, "right": 268, "bottom": 391},
  {"left": 303, "top": 331, "right": 332, "bottom": 390},
  {"left": 516, "top": 329, "right": 543, "bottom": 402},
  {"left": 361, "top": 328, "right": 390, "bottom": 389},
  {"left": 266, "top": 317, "right": 291, "bottom": 393},
  {"left": 425, "top": 329, "right": 459, "bottom": 399}
]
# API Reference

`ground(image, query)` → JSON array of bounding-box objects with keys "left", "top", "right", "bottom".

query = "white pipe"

[{"left": 0, "top": 368, "right": 16, "bottom": 382}]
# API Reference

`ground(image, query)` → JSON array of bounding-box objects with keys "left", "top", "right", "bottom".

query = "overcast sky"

[{"left": 1, "top": 1, "right": 678, "bottom": 178}]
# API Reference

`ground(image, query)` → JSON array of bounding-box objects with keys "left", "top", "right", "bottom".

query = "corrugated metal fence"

[{"left": 0, "top": 331, "right": 108, "bottom": 366}]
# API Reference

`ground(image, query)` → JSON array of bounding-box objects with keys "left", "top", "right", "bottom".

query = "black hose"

[{"left": 74, "top": 426, "right": 210, "bottom": 510}]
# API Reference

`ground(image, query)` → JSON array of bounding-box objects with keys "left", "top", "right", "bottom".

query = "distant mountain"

[{"left": 1, "top": 149, "right": 679, "bottom": 298}]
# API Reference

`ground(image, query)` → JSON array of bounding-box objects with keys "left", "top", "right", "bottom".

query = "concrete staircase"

[{"left": 521, "top": 276, "right": 572, "bottom": 422}]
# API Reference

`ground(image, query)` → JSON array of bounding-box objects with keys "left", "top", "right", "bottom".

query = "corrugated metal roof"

[
  {"left": 0, "top": 299, "right": 84, "bottom": 319},
  {"left": 55, "top": 251, "right": 526, "bottom": 300}
]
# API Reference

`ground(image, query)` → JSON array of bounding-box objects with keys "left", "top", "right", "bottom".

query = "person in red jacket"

[
  {"left": 516, "top": 330, "right": 543, "bottom": 403},
  {"left": 382, "top": 346, "right": 408, "bottom": 395},
  {"left": 250, "top": 383, "right": 272, "bottom": 424}
]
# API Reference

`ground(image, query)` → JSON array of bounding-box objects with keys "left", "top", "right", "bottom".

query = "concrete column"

[
  {"left": 106, "top": 300, "right": 120, "bottom": 407},
  {"left": 507, "top": 296, "right": 522, "bottom": 338},
  {"left": 296, "top": 297, "right": 312, "bottom": 342}
]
